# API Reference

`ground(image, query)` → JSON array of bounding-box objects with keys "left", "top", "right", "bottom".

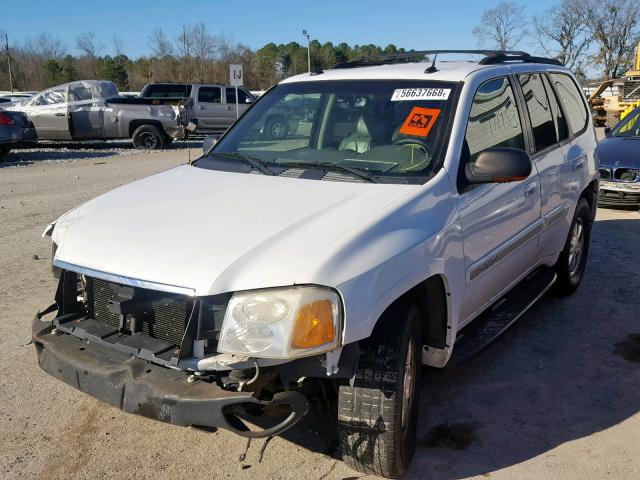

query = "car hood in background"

[
  {"left": 53, "top": 165, "right": 416, "bottom": 295},
  {"left": 597, "top": 136, "right": 640, "bottom": 167}
]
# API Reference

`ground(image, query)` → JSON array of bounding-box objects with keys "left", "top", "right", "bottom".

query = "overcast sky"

[{"left": 6, "top": 0, "right": 560, "bottom": 57}]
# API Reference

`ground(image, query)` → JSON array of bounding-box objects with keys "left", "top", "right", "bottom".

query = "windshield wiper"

[
  {"left": 209, "top": 152, "right": 275, "bottom": 175},
  {"left": 278, "top": 161, "right": 378, "bottom": 183}
]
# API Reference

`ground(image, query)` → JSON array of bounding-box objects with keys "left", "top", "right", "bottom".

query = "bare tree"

[
  {"left": 175, "top": 26, "right": 196, "bottom": 82},
  {"left": 585, "top": 0, "right": 640, "bottom": 79},
  {"left": 112, "top": 35, "right": 125, "bottom": 57},
  {"left": 533, "top": 0, "right": 592, "bottom": 73},
  {"left": 147, "top": 28, "right": 173, "bottom": 57},
  {"left": 24, "top": 33, "right": 66, "bottom": 59},
  {"left": 473, "top": 2, "right": 527, "bottom": 51},
  {"left": 76, "top": 31, "right": 103, "bottom": 58},
  {"left": 191, "top": 23, "right": 216, "bottom": 82}
]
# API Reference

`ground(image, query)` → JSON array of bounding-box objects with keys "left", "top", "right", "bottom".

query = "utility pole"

[
  {"left": 4, "top": 34, "right": 14, "bottom": 92},
  {"left": 302, "top": 29, "right": 311, "bottom": 74}
]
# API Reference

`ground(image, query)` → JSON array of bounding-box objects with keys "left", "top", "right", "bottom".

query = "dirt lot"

[{"left": 1, "top": 149, "right": 639, "bottom": 480}]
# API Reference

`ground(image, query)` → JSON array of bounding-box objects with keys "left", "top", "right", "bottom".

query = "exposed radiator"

[{"left": 90, "top": 277, "right": 190, "bottom": 346}]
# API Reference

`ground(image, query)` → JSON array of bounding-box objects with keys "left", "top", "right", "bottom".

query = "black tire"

[
  {"left": 264, "top": 116, "right": 288, "bottom": 140},
  {"left": 338, "top": 302, "right": 422, "bottom": 478},
  {"left": 554, "top": 198, "right": 592, "bottom": 296},
  {"left": 132, "top": 124, "right": 165, "bottom": 150},
  {"left": 0, "top": 147, "right": 10, "bottom": 161}
]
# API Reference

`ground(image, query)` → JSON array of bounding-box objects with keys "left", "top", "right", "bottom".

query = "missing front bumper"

[{"left": 32, "top": 316, "right": 309, "bottom": 438}]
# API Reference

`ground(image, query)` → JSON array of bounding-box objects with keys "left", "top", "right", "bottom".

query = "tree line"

[
  {"left": 0, "top": 24, "right": 410, "bottom": 93},
  {"left": 1, "top": 0, "right": 639, "bottom": 93}
]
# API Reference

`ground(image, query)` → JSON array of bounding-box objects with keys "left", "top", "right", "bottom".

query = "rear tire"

[
  {"left": 338, "top": 302, "right": 421, "bottom": 478},
  {"left": 554, "top": 198, "right": 591, "bottom": 296},
  {"left": 0, "top": 147, "right": 10, "bottom": 161},
  {"left": 132, "top": 125, "right": 165, "bottom": 150}
]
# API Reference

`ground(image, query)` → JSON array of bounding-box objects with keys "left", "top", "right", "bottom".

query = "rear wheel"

[
  {"left": 0, "top": 147, "right": 10, "bottom": 161},
  {"left": 338, "top": 302, "right": 421, "bottom": 478},
  {"left": 132, "top": 125, "right": 165, "bottom": 150},
  {"left": 554, "top": 198, "right": 591, "bottom": 296}
]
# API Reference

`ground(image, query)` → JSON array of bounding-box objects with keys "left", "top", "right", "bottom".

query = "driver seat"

[{"left": 338, "top": 114, "right": 375, "bottom": 153}]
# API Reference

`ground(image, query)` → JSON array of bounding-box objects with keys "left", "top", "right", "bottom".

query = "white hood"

[{"left": 53, "top": 165, "right": 416, "bottom": 295}]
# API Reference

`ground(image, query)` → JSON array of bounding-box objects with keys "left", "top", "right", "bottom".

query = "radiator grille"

[
  {"left": 90, "top": 278, "right": 189, "bottom": 346},
  {"left": 599, "top": 168, "right": 612, "bottom": 180}
]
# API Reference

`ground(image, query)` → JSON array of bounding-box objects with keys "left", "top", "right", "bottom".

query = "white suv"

[{"left": 34, "top": 50, "right": 598, "bottom": 478}]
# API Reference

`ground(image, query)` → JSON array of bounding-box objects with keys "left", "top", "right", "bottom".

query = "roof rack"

[{"left": 332, "top": 50, "right": 563, "bottom": 70}]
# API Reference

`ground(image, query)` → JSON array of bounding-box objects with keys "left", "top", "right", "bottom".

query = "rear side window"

[
  {"left": 542, "top": 74, "right": 569, "bottom": 142},
  {"left": 198, "top": 87, "right": 221, "bottom": 103},
  {"left": 144, "top": 84, "right": 192, "bottom": 98},
  {"left": 465, "top": 77, "right": 525, "bottom": 162},
  {"left": 550, "top": 73, "right": 588, "bottom": 136},
  {"left": 518, "top": 73, "right": 556, "bottom": 152}
]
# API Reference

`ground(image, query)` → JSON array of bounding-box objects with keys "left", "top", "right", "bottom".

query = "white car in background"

[{"left": 34, "top": 50, "right": 598, "bottom": 478}]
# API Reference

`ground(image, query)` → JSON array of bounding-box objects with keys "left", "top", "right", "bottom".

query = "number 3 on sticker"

[{"left": 399, "top": 107, "right": 441, "bottom": 137}]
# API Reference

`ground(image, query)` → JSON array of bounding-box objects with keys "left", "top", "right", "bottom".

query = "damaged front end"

[{"left": 32, "top": 267, "right": 355, "bottom": 438}]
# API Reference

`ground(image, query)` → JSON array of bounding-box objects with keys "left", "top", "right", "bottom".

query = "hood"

[
  {"left": 53, "top": 165, "right": 416, "bottom": 295},
  {"left": 597, "top": 136, "right": 640, "bottom": 167}
]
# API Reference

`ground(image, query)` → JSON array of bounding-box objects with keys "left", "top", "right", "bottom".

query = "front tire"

[
  {"left": 132, "top": 125, "right": 165, "bottom": 150},
  {"left": 554, "top": 198, "right": 592, "bottom": 296},
  {"left": 264, "top": 116, "right": 288, "bottom": 140},
  {"left": 338, "top": 302, "right": 421, "bottom": 478}
]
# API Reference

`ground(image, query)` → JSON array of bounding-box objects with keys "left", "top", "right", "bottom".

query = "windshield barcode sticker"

[{"left": 391, "top": 88, "right": 450, "bottom": 101}]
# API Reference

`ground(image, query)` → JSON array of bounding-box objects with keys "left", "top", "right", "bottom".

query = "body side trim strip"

[{"left": 467, "top": 219, "right": 544, "bottom": 283}]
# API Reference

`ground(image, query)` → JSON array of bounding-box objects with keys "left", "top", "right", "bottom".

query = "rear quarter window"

[{"left": 550, "top": 73, "right": 588, "bottom": 136}]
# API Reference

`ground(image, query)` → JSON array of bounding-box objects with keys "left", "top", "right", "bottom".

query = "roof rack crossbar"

[{"left": 332, "top": 49, "right": 562, "bottom": 69}]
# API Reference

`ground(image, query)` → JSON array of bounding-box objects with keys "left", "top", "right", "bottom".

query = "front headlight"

[{"left": 217, "top": 286, "right": 342, "bottom": 359}]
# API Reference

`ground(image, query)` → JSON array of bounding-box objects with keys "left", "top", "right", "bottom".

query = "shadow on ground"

[{"left": 277, "top": 216, "right": 640, "bottom": 479}]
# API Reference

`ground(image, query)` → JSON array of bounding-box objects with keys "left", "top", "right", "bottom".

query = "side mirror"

[
  {"left": 202, "top": 135, "right": 217, "bottom": 154},
  {"left": 465, "top": 147, "right": 532, "bottom": 185},
  {"left": 603, "top": 127, "right": 612, "bottom": 137},
  {"left": 245, "top": 97, "right": 254, "bottom": 104}
]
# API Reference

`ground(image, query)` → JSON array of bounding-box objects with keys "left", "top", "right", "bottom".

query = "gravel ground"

[{"left": 0, "top": 149, "right": 639, "bottom": 480}]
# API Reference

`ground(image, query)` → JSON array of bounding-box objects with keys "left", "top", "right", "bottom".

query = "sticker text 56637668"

[{"left": 391, "top": 88, "right": 451, "bottom": 102}]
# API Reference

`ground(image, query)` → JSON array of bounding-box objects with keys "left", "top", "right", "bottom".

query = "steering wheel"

[{"left": 392, "top": 138, "right": 433, "bottom": 172}]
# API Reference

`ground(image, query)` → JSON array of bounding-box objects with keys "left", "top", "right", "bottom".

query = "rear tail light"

[{"left": 0, "top": 112, "right": 15, "bottom": 126}]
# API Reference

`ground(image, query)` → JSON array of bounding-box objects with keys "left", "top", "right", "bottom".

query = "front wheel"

[
  {"left": 132, "top": 125, "right": 166, "bottom": 150},
  {"left": 338, "top": 302, "right": 421, "bottom": 478},
  {"left": 554, "top": 198, "right": 592, "bottom": 296},
  {"left": 264, "top": 116, "right": 288, "bottom": 140}
]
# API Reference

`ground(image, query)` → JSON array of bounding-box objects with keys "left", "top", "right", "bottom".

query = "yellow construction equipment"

[{"left": 589, "top": 42, "right": 640, "bottom": 127}]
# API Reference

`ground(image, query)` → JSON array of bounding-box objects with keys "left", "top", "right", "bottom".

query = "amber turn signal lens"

[{"left": 291, "top": 299, "right": 335, "bottom": 349}]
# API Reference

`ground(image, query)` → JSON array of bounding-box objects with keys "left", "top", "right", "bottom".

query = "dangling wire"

[
  {"left": 258, "top": 436, "right": 275, "bottom": 463},
  {"left": 239, "top": 437, "right": 251, "bottom": 462}
]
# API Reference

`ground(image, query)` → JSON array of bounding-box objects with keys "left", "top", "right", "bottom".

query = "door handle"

[
  {"left": 198, "top": 105, "right": 205, "bottom": 110},
  {"left": 54, "top": 112, "right": 66, "bottom": 117},
  {"left": 524, "top": 181, "right": 538, "bottom": 197},
  {"left": 225, "top": 106, "right": 233, "bottom": 110}
]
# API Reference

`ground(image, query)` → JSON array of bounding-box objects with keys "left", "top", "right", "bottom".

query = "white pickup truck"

[
  {"left": 6, "top": 80, "right": 189, "bottom": 149},
  {"left": 34, "top": 50, "right": 598, "bottom": 478}
]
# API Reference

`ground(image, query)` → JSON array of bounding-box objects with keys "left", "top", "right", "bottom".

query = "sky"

[{"left": 4, "top": 0, "right": 561, "bottom": 58}]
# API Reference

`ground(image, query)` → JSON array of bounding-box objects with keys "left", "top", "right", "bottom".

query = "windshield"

[
  {"left": 611, "top": 109, "right": 640, "bottom": 138},
  {"left": 199, "top": 80, "right": 458, "bottom": 183}
]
